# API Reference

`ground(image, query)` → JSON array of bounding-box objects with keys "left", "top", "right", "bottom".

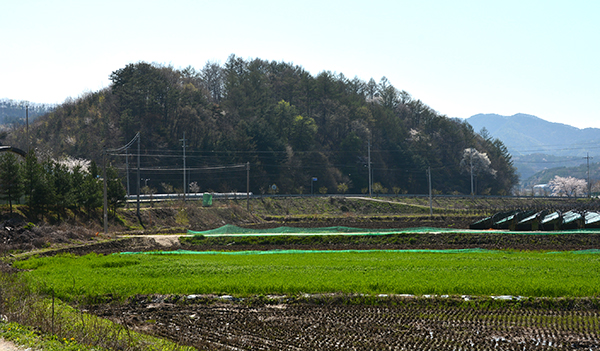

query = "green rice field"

[{"left": 15, "top": 249, "right": 600, "bottom": 301}]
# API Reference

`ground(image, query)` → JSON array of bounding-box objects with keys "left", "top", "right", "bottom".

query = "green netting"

[
  {"left": 187, "top": 224, "right": 600, "bottom": 237},
  {"left": 191, "top": 224, "right": 385, "bottom": 235},
  {"left": 118, "top": 248, "right": 497, "bottom": 255},
  {"left": 188, "top": 224, "right": 470, "bottom": 236},
  {"left": 117, "top": 248, "right": 600, "bottom": 256},
  {"left": 572, "top": 249, "right": 600, "bottom": 254}
]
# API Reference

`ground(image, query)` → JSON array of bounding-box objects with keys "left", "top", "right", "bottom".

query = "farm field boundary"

[{"left": 188, "top": 224, "right": 600, "bottom": 236}]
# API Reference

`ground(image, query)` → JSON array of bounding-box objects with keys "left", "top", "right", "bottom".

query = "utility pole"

[
  {"left": 246, "top": 162, "right": 250, "bottom": 211},
  {"left": 428, "top": 167, "right": 433, "bottom": 217},
  {"left": 368, "top": 138, "right": 372, "bottom": 197},
  {"left": 104, "top": 132, "right": 140, "bottom": 234},
  {"left": 137, "top": 133, "right": 141, "bottom": 218},
  {"left": 180, "top": 132, "right": 186, "bottom": 201},
  {"left": 584, "top": 153, "right": 593, "bottom": 197},
  {"left": 25, "top": 103, "right": 29, "bottom": 152},
  {"left": 470, "top": 151, "right": 474, "bottom": 197},
  {"left": 125, "top": 149, "right": 130, "bottom": 197},
  {"left": 102, "top": 149, "right": 108, "bottom": 235}
]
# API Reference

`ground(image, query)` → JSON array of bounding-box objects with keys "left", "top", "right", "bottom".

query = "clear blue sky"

[{"left": 2, "top": 0, "right": 599, "bottom": 128}]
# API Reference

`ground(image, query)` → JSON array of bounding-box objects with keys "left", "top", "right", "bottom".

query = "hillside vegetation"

[
  {"left": 4, "top": 57, "right": 518, "bottom": 196},
  {"left": 514, "top": 153, "right": 585, "bottom": 182},
  {"left": 523, "top": 161, "right": 600, "bottom": 189}
]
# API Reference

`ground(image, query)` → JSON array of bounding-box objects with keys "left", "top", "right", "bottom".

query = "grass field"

[{"left": 15, "top": 249, "right": 600, "bottom": 301}]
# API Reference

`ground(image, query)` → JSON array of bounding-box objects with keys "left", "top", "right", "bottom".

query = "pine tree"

[
  {"left": 106, "top": 166, "right": 126, "bottom": 216},
  {"left": 0, "top": 152, "right": 24, "bottom": 213}
]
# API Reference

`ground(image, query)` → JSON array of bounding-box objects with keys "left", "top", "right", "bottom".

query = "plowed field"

[{"left": 90, "top": 295, "right": 600, "bottom": 350}]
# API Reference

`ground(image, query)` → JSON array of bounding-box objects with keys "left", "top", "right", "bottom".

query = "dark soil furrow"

[{"left": 87, "top": 296, "right": 600, "bottom": 350}]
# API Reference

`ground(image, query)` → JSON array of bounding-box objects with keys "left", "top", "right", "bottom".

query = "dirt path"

[
  {"left": 349, "top": 196, "right": 431, "bottom": 208},
  {"left": 119, "top": 234, "right": 187, "bottom": 247},
  {"left": 0, "top": 339, "right": 23, "bottom": 351}
]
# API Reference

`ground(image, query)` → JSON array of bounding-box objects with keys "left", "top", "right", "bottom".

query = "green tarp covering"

[{"left": 187, "top": 224, "right": 600, "bottom": 237}]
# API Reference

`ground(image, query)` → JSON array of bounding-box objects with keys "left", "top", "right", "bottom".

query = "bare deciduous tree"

[{"left": 200, "top": 61, "right": 224, "bottom": 103}]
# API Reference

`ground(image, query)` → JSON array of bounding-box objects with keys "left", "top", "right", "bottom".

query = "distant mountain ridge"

[
  {"left": 466, "top": 113, "right": 600, "bottom": 182},
  {"left": 466, "top": 113, "right": 600, "bottom": 157}
]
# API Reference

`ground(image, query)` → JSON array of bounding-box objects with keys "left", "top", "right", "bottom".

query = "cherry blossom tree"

[
  {"left": 549, "top": 175, "right": 587, "bottom": 197},
  {"left": 460, "top": 148, "right": 497, "bottom": 195},
  {"left": 189, "top": 181, "right": 200, "bottom": 193},
  {"left": 57, "top": 155, "right": 90, "bottom": 173}
]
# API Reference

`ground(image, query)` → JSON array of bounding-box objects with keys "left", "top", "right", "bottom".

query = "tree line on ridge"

[{"left": 3, "top": 56, "right": 518, "bottom": 197}]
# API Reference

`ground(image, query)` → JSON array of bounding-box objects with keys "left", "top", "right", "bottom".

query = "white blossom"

[
  {"left": 57, "top": 156, "right": 91, "bottom": 173},
  {"left": 189, "top": 181, "right": 200, "bottom": 193},
  {"left": 460, "top": 148, "right": 497, "bottom": 177},
  {"left": 548, "top": 175, "right": 587, "bottom": 197}
]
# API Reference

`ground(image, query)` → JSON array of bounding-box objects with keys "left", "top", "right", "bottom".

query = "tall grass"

[
  {"left": 14, "top": 250, "right": 600, "bottom": 301},
  {"left": 0, "top": 266, "right": 194, "bottom": 351}
]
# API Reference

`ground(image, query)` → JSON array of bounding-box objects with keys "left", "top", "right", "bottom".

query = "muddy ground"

[
  {"left": 89, "top": 295, "right": 600, "bottom": 351},
  {"left": 180, "top": 230, "right": 600, "bottom": 252},
  {"left": 249, "top": 214, "right": 478, "bottom": 229}
]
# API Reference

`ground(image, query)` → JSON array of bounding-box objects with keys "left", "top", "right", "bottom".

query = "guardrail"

[
  {"left": 126, "top": 192, "right": 594, "bottom": 203},
  {"left": 126, "top": 192, "right": 252, "bottom": 202}
]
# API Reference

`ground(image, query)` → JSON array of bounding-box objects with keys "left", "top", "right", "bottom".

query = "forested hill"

[{"left": 4, "top": 56, "right": 518, "bottom": 195}]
